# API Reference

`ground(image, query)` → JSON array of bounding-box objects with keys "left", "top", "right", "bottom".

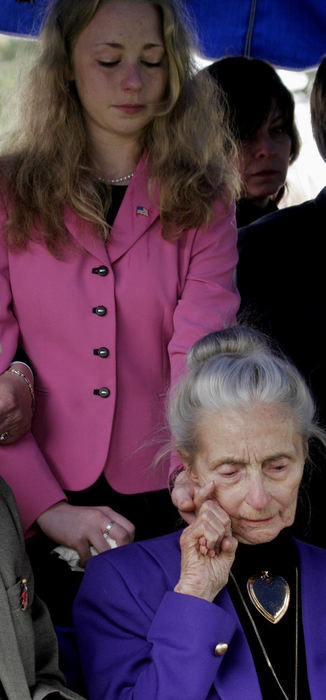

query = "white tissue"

[{"left": 52, "top": 532, "right": 117, "bottom": 572}]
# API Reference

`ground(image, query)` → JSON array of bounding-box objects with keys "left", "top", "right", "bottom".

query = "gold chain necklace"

[{"left": 229, "top": 569, "right": 298, "bottom": 700}]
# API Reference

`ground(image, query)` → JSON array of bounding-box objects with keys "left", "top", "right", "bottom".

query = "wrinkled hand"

[
  {"left": 174, "top": 482, "right": 238, "bottom": 602},
  {"left": 37, "top": 502, "right": 135, "bottom": 568},
  {"left": 0, "top": 367, "right": 33, "bottom": 444},
  {"left": 171, "top": 469, "right": 199, "bottom": 524}
]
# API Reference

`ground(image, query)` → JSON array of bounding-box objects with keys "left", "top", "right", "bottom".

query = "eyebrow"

[
  {"left": 263, "top": 452, "right": 294, "bottom": 461},
  {"left": 95, "top": 42, "right": 164, "bottom": 49},
  {"left": 211, "top": 452, "right": 294, "bottom": 468},
  {"left": 209, "top": 458, "right": 244, "bottom": 469},
  {"left": 270, "top": 111, "right": 284, "bottom": 122}
]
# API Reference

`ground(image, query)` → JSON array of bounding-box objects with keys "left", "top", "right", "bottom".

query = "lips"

[
  {"left": 250, "top": 169, "right": 279, "bottom": 177},
  {"left": 114, "top": 104, "right": 144, "bottom": 114},
  {"left": 241, "top": 516, "right": 275, "bottom": 523}
]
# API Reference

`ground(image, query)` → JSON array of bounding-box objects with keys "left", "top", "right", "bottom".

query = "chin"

[
  {"left": 235, "top": 520, "right": 285, "bottom": 545},
  {"left": 237, "top": 535, "right": 278, "bottom": 546},
  {"left": 248, "top": 183, "right": 280, "bottom": 202},
  {"left": 233, "top": 505, "right": 297, "bottom": 545}
]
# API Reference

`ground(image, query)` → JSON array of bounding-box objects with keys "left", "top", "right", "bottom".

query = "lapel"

[
  {"left": 63, "top": 206, "right": 110, "bottom": 264},
  {"left": 296, "top": 539, "right": 326, "bottom": 698},
  {"left": 0, "top": 574, "right": 31, "bottom": 700},
  {"left": 212, "top": 589, "right": 262, "bottom": 700},
  {"left": 108, "top": 153, "right": 160, "bottom": 264},
  {"left": 64, "top": 153, "right": 160, "bottom": 265}
]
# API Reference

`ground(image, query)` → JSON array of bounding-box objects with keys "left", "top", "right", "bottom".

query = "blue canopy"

[{"left": 1, "top": 0, "right": 326, "bottom": 70}]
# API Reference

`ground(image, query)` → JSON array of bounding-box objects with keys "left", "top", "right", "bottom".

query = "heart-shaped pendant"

[{"left": 247, "top": 571, "right": 290, "bottom": 624}]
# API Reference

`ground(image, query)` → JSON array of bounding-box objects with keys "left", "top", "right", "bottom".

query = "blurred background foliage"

[{"left": 0, "top": 35, "right": 38, "bottom": 135}]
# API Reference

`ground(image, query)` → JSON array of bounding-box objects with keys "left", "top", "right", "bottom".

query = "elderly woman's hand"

[
  {"left": 174, "top": 482, "right": 238, "bottom": 602},
  {"left": 0, "top": 365, "right": 34, "bottom": 444}
]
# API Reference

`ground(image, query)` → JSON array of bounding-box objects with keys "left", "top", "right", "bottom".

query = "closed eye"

[
  {"left": 141, "top": 60, "right": 163, "bottom": 67},
  {"left": 218, "top": 467, "right": 241, "bottom": 479},
  {"left": 97, "top": 60, "right": 163, "bottom": 68},
  {"left": 268, "top": 463, "right": 288, "bottom": 475},
  {"left": 97, "top": 60, "right": 120, "bottom": 67}
]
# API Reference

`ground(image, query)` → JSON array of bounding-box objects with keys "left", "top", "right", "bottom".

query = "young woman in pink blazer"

[{"left": 0, "top": 0, "right": 239, "bottom": 626}]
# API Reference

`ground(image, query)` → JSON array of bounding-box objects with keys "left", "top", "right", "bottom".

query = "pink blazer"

[{"left": 0, "top": 157, "right": 239, "bottom": 533}]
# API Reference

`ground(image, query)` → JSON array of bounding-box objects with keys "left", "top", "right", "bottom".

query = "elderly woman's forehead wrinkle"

[{"left": 197, "top": 403, "right": 303, "bottom": 464}]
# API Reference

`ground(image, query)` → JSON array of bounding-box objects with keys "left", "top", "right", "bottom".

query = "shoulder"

[
  {"left": 0, "top": 478, "right": 19, "bottom": 523},
  {"left": 315, "top": 185, "right": 326, "bottom": 209},
  {"left": 238, "top": 193, "right": 323, "bottom": 252},
  {"left": 0, "top": 478, "right": 26, "bottom": 578},
  {"left": 87, "top": 529, "right": 182, "bottom": 578},
  {"left": 190, "top": 199, "right": 236, "bottom": 250},
  {"left": 295, "top": 538, "right": 326, "bottom": 569},
  {"left": 208, "top": 198, "right": 236, "bottom": 231},
  {"left": 83, "top": 530, "right": 182, "bottom": 599},
  {"left": 0, "top": 478, "right": 24, "bottom": 537}
]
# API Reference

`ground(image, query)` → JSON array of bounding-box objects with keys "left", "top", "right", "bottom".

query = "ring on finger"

[
  {"left": 103, "top": 521, "right": 114, "bottom": 536},
  {"left": 0, "top": 431, "right": 9, "bottom": 441}
]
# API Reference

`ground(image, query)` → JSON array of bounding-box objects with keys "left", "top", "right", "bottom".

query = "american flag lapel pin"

[
  {"left": 136, "top": 205, "right": 149, "bottom": 217},
  {"left": 20, "top": 578, "right": 28, "bottom": 611}
]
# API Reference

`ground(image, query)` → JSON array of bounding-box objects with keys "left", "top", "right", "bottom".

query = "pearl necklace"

[{"left": 96, "top": 171, "right": 135, "bottom": 185}]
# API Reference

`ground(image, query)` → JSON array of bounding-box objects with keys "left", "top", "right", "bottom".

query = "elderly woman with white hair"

[{"left": 74, "top": 326, "right": 326, "bottom": 700}]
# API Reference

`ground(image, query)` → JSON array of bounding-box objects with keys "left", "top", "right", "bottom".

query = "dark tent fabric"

[
  {"left": 0, "top": 0, "right": 326, "bottom": 70},
  {"left": 191, "top": 0, "right": 326, "bottom": 69}
]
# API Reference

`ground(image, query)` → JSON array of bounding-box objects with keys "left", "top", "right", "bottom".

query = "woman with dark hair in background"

[
  {"left": 236, "top": 57, "right": 326, "bottom": 548},
  {"left": 206, "top": 56, "right": 300, "bottom": 227},
  {"left": 171, "top": 56, "right": 300, "bottom": 526}
]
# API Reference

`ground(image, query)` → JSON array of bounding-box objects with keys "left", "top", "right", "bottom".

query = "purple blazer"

[
  {"left": 0, "top": 155, "right": 239, "bottom": 533},
  {"left": 74, "top": 530, "right": 326, "bottom": 699}
]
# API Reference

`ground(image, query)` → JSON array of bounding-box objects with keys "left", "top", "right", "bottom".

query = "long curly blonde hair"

[{"left": 1, "top": 0, "right": 239, "bottom": 254}]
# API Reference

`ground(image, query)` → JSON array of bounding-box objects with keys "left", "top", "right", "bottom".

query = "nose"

[
  {"left": 121, "top": 63, "right": 142, "bottom": 91},
  {"left": 245, "top": 474, "right": 271, "bottom": 510},
  {"left": 252, "top": 131, "right": 276, "bottom": 159}
]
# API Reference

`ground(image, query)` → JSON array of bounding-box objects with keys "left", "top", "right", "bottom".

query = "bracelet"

[
  {"left": 6, "top": 368, "right": 35, "bottom": 411},
  {"left": 10, "top": 360, "right": 34, "bottom": 381},
  {"left": 169, "top": 464, "right": 185, "bottom": 492}
]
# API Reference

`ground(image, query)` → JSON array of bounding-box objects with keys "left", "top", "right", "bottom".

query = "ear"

[
  {"left": 177, "top": 450, "right": 199, "bottom": 484},
  {"left": 176, "top": 449, "right": 190, "bottom": 469}
]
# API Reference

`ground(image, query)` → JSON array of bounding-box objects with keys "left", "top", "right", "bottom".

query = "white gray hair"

[{"left": 168, "top": 326, "right": 326, "bottom": 463}]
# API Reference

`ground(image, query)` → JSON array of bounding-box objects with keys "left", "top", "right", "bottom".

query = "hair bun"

[{"left": 187, "top": 325, "right": 270, "bottom": 369}]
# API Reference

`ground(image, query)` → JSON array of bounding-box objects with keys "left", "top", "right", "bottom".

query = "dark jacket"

[
  {"left": 237, "top": 187, "right": 326, "bottom": 546},
  {"left": 236, "top": 197, "right": 278, "bottom": 228}
]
